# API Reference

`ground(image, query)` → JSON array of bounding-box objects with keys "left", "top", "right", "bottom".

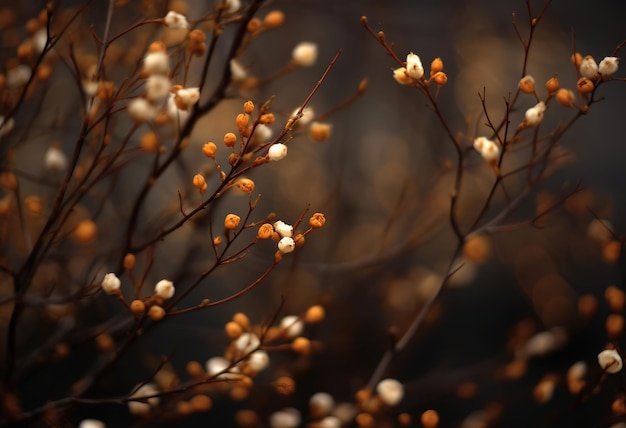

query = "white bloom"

[
  {"left": 6, "top": 65, "right": 32, "bottom": 88},
  {"left": 290, "top": 106, "right": 315, "bottom": 127},
  {"left": 128, "top": 382, "right": 160, "bottom": 416},
  {"left": 319, "top": 416, "right": 341, "bottom": 428},
  {"left": 473, "top": 136, "right": 500, "bottom": 163},
  {"left": 599, "top": 56, "right": 619, "bottom": 78},
  {"left": 145, "top": 75, "right": 171, "bottom": 101},
  {"left": 44, "top": 146, "right": 68, "bottom": 172},
  {"left": 269, "top": 408, "right": 301, "bottom": 428},
  {"left": 292, "top": 42, "right": 318, "bottom": 67},
  {"left": 32, "top": 29, "right": 47, "bottom": 54},
  {"left": 0, "top": 116, "right": 15, "bottom": 137},
  {"left": 392, "top": 67, "right": 412, "bottom": 85},
  {"left": 273, "top": 220, "right": 293, "bottom": 238},
  {"left": 405, "top": 53, "right": 424, "bottom": 79},
  {"left": 163, "top": 11, "right": 189, "bottom": 30},
  {"left": 154, "top": 279, "right": 174, "bottom": 300},
  {"left": 310, "top": 392, "right": 335, "bottom": 417},
  {"left": 166, "top": 94, "right": 191, "bottom": 125},
  {"left": 268, "top": 143, "right": 288, "bottom": 161},
  {"left": 230, "top": 59, "right": 247, "bottom": 80},
  {"left": 376, "top": 378, "right": 404, "bottom": 406},
  {"left": 82, "top": 80, "right": 99, "bottom": 96},
  {"left": 127, "top": 98, "right": 157, "bottom": 122},
  {"left": 247, "top": 350, "right": 269, "bottom": 372},
  {"left": 206, "top": 356, "right": 229, "bottom": 375},
  {"left": 143, "top": 51, "right": 170, "bottom": 76},
  {"left": 280, "top": 315, "right": 304, "bottom": 337},
  {"left": 235, "top": 332, "right": 260, "bottom": 354},
  {"left": 567, "top": 361, "right": 587, "bottom": 382},
  {"left": 524, "top": 101, "right": 546, "bottom": 127},
  {"left": 175, "top": 87, "right": 200, "bottom": 110},
  {"left": 78, "top": 420, "right": 106, "bottom": 428},
  {"left": 224, "top": 0, "right": 241, "bottom": 13},
  {"left": 253, "top": 124, "right": 273, "bottom": 143},
  {"left": 517, "top": 327, "right": 568, "bottom": 358},
  {"left": 579, "top": 55, "right": 599, "bottom": 79},
  {"left": 277, "top": 237, "right": 296, "bottom": 254},
  {"left": 101, "top": 273, "right": 121, "bottom": 295},
  {"left": 598, "top": 349, "right": 623, "bottom": 373}
]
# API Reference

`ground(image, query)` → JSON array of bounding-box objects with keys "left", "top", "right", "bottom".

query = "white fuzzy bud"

[
  {"left": 175, "top": 87, "right": 200, "bottom": 109},
  {"left": 230, "top": 59, "right": 247, "bottom": 80},
  {"left": 6, "top": 65, "right": 31, "bottom": 88},
  {"left": 44, "top": 146, "right": 67, "bottom": 172},
  {"left": 154, "top": 279, "right": 174, "bottom": 300},
  {"left": 143, "top": 51, "right": 170, "bottom": 76},
  {"left": 247, "top": 350, "right": 269, "bottom": 372},
  {"left": 277, "top": 237, "right": 296, "bottom": 254},
  {"left": 128, "top": 382, "right": 160, "bottom": 416},
  {"left": 268, "top": 143, "right": 288, "bottom": 161},
  {"left": 273, "top": 220, "right": 293, "bottom": 238},
  {"left": 473, "top": 136, "right": 500, "bottom": 163},
  {"left": 166, "top": 94, "right": 191, "bottom": 125},
  {"left": 524, "top": 101, "right": 546, "bottom": 127},
  {"left": 406, "top": 53, "right": 424, "bottom": 79},
  {"left": 101, "top": 273, "right": 121, "bottom": 295},
  {"left": 235, "top": 332, "right": 260, "bottom": 354},
  {"left": 290, "top": 106, "right": 315, "bottom": 127},
  {"left": 598, "top": 349, "right": 623, "bottom": 373},
  {"left": 376, "top": 378, "right": 404, "bottom": 406},
  {"left": 579, "top": 55, "right": 599, "bottom": 79},
  {"left": 292, "top": 42, "right": 318, "bottom": 67},
  {"left": 280, "top": 315, "right": 304, "bottom": 337},
  {"left": 599, "top": 56, "right": 619, "bottom": 78},
  {"left": 127, "top": 98, "right": 157, "bottom": 123},
  {"left": 145, "top": 75, "right": 171, "bottom": 102},
  {"left": 78, "top": 420, "right": 106, "bottom": 428},
  {"left": 163, "top": 11, "right": 189, "bottom": 30},
  {"left": 206, "top": 356, "right": 229, "bottom": 376},
  {"left": 310, "top": 392, "right": 335, "bottom": 417},
  {"left": 224, "top": 0, "right": 241, "bottom": 13},
  {"left": 269, "top": 408, "right": 301, "bottom": 428},
  {"left": 319, "top": 416, "right": 341, "bottom": 428}
]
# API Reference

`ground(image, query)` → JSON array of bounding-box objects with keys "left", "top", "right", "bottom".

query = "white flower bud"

[
  {"left": 154, "top": 279, "right": 174, "bottom": 300},
  {"left": 405, "top": 53, "right": 424, "bottom": 79},
  {"left": 253, "top": 124, "right": 273, "bottom": 143},
  {"left": 163, "top": 11, "right": 189, "bottom": 30},
  {"left": 128, "top": 382, "right": 160, "bottom": 415},
  {"left": 44, "top": 146, "right": 67, "bottom": 172},
  {"left": 310, "top": 392, "right": 335, "bottom": 417},
  {"left": 517, "top": 327, "right": 568, "bottom": 358},
  {"left": 392, "top": 67, "right": 412, "bottom": 85},
  {"left": 270, "top": 408, "right": 301, "bottom": 428},
  {"left": 101, "top": 273, "right": 121, "bottom": 295},
  {"left": 376, "top": 378, "right": 404, "bottom": 406},
  {"left": 524, "top": 101, "right": 546, "bottom": 127},
  {"left": 247, "top": 350, "right": 269, "bottom": 372},
  {"left": 166, "top": 94, "right": 191, "bottom": 125},
  {"left": 280, "top": 315, "right": 304, "bottom": 337},
  {"left": 230, "top": 59, "right": 247, "bottom": 80},
  {"left": 273, "top": 220, "right": 293, "bottom": 238},
  {"left": 319, "top": 416, "right": 341, "bottom": 428},
  {"left": 598, "top": 349, "right": 623, "bottom": 373},
  {"left": 290, "top": 106, "right": 315, "bottom": 127},
  {"left": 235, "top": 332, "right": 260, "bottom": 354},
  {"left": 78, "top": 420, "right": 106, "bottom": 428},
  {"left": 579, "top": 55, "right": 599, "bottom": 79},
  {"left": 224, "top": 0, "right": 241, "bottom": 13},
  {"left": 6, "top": 65, "right": 31, "bottom": 88},
  {"left": 127, "top": 98, "right": 157, "bottom": 123},
  {"left": 143, "top": 51, "right": 170, "bottom": 76},
  {"left": 268, "top": 143, "right": 288, "bottom": 161},
  {"left": 175, "top": 87, "right": 200, "bottom": 109},
  {"left": 206, "top": 356, "right": 230, "bottom": 376},
  {"left": 292, "top": 42, "right": 318, "bottom": 67},
  {"left": 82, "top": 80, "right": 99, "bottom": 96},
  {"left": 145, "top": 75, "right": 171, "bottom": 101},
  {"left": 599, "top": 56, "right": 619, "bottom": 78},
  {"left": 277, "top": 237, "right": 296, "bottom": 254},
  {"left": 473, "top": 136, "right": 500, "bottom": 163}
]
